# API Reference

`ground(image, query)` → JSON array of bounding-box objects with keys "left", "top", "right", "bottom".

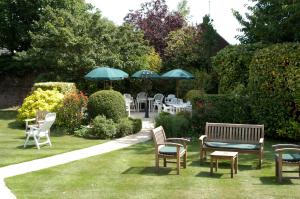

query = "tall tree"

[
  {"left": 16, "top": 4, "right": 150, "bottom": 80},
  {"left": 124, "top": 0, "right": 185, "bottom": 56},
  {"left": 177, "top": 0, "right": 190, "bottom": 20},
  {"left": 164, "top": 15, "right": 225, "bottom": 72},
  {"left": 233, "top": 0, "right": 300, "bottom": 43}
]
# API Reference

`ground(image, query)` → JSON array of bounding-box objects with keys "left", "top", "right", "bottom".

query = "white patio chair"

[
  {"left": 162, "top": 104, "right": 175, "bottom": 114},
  {"left": 185, "top": 101, "right": 192, "bottom": 112},
  {"left": 24, "top": 113, "right": 56, "bottom": 149},
  {"left": 123, "top": 93, "right": 136, "bottom": 112},
  {"left": 24, "top": 110, "right": 49, "bottom": 135},
  {"left": 136, "top": 92, "right": 147, "bottom": 112},
  {"left": 153, "top": 93, "right": 164, "bottom": 112},
  {"left": 165, "top": 94, "right": 176, "bottom": 105}
]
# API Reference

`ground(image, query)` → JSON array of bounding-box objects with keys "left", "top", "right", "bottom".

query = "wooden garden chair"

[
  {"left": 273, "top": 144, "right": 300, "bottom": 182},
  {"left": 152, "top": 126, "right": 189, "bottom": 174}
]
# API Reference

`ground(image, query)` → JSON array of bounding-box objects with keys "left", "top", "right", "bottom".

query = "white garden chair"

[
  {"left": 162, "top": 104, "right": 175, "bottom": 114},
  {"left": 24, "top": 110, "right": 49, "bottom": 135},
  {"left": 153, "top": 93, "right": 164, "bottom": 112},
  {"left": 123, "top": 93, "right": 136, "bottom": 112},
  {"left": 136, "top": 92, "right": 147, "bottom": 112},
  {"left": 24, "top": 113, "right": 56, "bottom": 149},
  {"left": 165, "top": 94, "right": 176, "bottom": 105}
]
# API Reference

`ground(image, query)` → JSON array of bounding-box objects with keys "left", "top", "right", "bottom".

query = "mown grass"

[
  {"left": 6, "top": 139, "right": 300, "bottom": 199},
  {"left": 0, "top": 110, "right": 106, "bottom": 167}
]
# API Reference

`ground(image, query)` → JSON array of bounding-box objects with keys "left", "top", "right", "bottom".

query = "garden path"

[{"left": 0, "top": 115, "right": 154, "bottom": 199}]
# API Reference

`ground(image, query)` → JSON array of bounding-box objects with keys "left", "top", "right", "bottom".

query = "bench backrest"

[{"left": 205, "top": 122, "right": 264, "bottom": 144}]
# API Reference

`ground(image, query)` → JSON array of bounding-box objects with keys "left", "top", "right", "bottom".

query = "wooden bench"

[{"left": 199, "top": 122, "right": 264, "bottom": 168}]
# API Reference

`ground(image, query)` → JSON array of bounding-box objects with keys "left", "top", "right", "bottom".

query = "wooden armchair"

[
  {"left": 273, "top": 144, "right": 300, "bottom": 182},
  {"left": 152, "top": 126, "right": 189, "bottom": 174}
]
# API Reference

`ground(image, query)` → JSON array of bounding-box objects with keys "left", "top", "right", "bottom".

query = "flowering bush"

[
  {"left": 56, "top": 91, "right": 88, "bottom": 133},
  {"left": 17, "top": 88, "right": 64, "bottom": 121}
]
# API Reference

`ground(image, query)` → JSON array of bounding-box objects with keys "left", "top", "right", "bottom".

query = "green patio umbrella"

[
  {"left": 160, "top": 69, "right": 195, "bottom": 97},
  {"left": 131, "top": 70, "right": 160, "bottom": 118},
  {"left": 84, "top": 66, "right": 128, "bottom": 88}
]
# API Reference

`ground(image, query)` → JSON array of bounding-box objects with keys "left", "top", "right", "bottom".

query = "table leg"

[
  {"left": 231, "top": 158, "right": 234, "bottom": 178},
  {"left": 234, "top": 155, "right": 238, "bottom": 174},
  {"left": 210, "top": 157, "right": 213, "bottom": 176},
  {"left": 215, "top": 159, "right": 218, "bottom": 172}
]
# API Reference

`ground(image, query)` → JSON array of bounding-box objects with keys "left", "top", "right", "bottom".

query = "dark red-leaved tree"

[{"left": 124, "top": 0, "right": 185, "bottom": 56}]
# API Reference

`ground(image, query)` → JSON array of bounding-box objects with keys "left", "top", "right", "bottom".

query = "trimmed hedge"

[
  {"left": 248, "top": 43, "right": 300, "bottom": 139},
  {"left": 129, "top": 117, "right": 142, "bottom": 134},
  {"left": 90, "top": 115, "right": 117, "bottom": 139},
  {"left": 32, "top": 82, "right": 76, "bottom": 94},
  {"left": 155, "top": 112, "right": 192, "bottom": 138},
  {"left": 191, "top": 94, "right": 251, "bottom": 134},
  {"left": 212, "top": 43, "right": 265, "bottom": 94},
  {"left": 87, "top": 90, "right": 126, "bottom": 122}
]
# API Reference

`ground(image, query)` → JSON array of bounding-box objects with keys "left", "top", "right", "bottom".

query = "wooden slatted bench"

[{"left": 199, "top": 122, "right": 264, "bottom": 168}]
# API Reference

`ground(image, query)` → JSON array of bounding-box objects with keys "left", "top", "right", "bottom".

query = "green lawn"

[
  {"left": 0, "top": 110, "right": 106, "bottom": 167},
  {"left": 6, "top": 140, "right": 300, "bottom": 199}
]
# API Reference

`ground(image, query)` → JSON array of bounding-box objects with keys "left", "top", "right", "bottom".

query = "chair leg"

[
  {"left": 184, "top": 151, "right": 187, "bottom": 168},
  {"left": 163, "top": 158, "right": 167, "bottom": 167},
  {"left": 33, "top": 135, "right": 40, "bottom": 150},
  {"left": 24, "top": 135, "right": 30, "bottom": 148},
  {"left": 46, "top": 134, "right": 52, "bottom": 147},
  {"left": 177, "top": 154, "right": 180, "bottom": 175},
  {"left": 278, "top": 160, "right": 282, "bottom": 182}
]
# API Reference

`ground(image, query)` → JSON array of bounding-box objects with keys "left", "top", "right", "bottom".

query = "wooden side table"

[{"left": 210, "top": 151, "right": 238, "bottom": 178}]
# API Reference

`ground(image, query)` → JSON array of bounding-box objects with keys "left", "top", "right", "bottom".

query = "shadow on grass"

[
  {"left": 258, "top": 176, "right": 297, "bottom": 185},
  {"left": 196, "top": 171, "right": 223, "bottom": 178},
  {"left": 122, "top": 167, "right": 174, "bottom": 176},
  {"left": 0, "top": 110, "right": 17, "bottom": 120}
]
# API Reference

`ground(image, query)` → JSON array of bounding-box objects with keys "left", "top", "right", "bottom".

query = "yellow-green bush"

[{"left": 17, "top": 88, "right": 64, "bottom": 121}]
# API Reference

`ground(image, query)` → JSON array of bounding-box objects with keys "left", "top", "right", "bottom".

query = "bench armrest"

[
  {"left": 259, "top": 138, "right": 264, "bottom": 144},
  {"left": 199, "top": 135, "right": 207, "bottom": 141}
]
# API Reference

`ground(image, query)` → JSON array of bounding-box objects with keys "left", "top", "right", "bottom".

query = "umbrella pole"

[{"left": 176, "top": 80, "right": 179, "bottom": 97}]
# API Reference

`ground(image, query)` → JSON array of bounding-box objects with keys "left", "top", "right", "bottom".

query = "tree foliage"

[
  {"left": 234, "top": 0, "right": 300, "bottom": 43},
  {"left": 248, "top": 43, "right": 300, "bottom": 139},
  {"left": 124, "top": 0, "right": 185, "bottom": 56},
  {"left": 212, "top": 43, "right": 265, "bottom": 94},
  {"left": 164, "top": 15, "right": 223, "bottom": 72},
  {"left": 16, "top": 3, "right": 150, "bottom": 80}
]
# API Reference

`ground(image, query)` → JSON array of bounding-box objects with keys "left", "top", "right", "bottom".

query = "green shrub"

[
  {"left": 117, "top": 118, "right": 134, "bottom": 137},
  {"left": 90, "top": 115, "right": 117, "bottom": 139},
  {"left": 155, "top": 112, "right": 191, "bottom": 138},
  {"left": 32, "top": 82, "right": 76, "bottom": 94},
  {"left": 191, "top": 94, "right": 251, "bottom": 134},
  {"left": 248, "top": 43, "right": 300, "bottom": 139},
  {"left": 56, "top": 91, "right": 88, "bottom": 133},
  {"left": 17, "top": 88, "right": 64, "bottom": 121},
  {"left": 129, "top": 117, "right": 142, "bottom": 133},
  {"left": 74, "top": 125, "right": 91, "bottom": 138},
  {"left": 212, "top": 43, "right": 265, "bottom": 94},
  {"left": 185, "top": 90, "right": 203, "bottom": 103},
  {"left": 87, "top": 90, "right": 126, "bottom": 122}
]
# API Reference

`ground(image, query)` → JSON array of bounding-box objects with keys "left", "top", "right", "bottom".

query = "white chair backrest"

[
  {"left": 137, "top": 92, "right": 146, "bottom": 99},
  {"left": 177, "top": 98, "right": 183, "bottom": 104},
  {"left": 167, "top": 94, "right": 175, "bottom": 99},
  {"left": 39, "top": 113, "right": 56, "bottom": 133},
  {"left": 124, "top": 93, "right": 132, "bottom": 99},
  {"left": 170, "top": 98, "right": 178, "bottom": 104},
  {"left": 154, "top": 93, "right": 164, "bottom": 102}
]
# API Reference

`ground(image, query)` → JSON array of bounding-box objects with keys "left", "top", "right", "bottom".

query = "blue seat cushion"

[
  {"left": 205, "top": 141, "right": 260, "bottom": 150},
  {"left": 159, "top": 146, "right": 185, "bottom": 155},
  {"left": 276, "top": 153, "right": 300, "bottom": 162}
]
